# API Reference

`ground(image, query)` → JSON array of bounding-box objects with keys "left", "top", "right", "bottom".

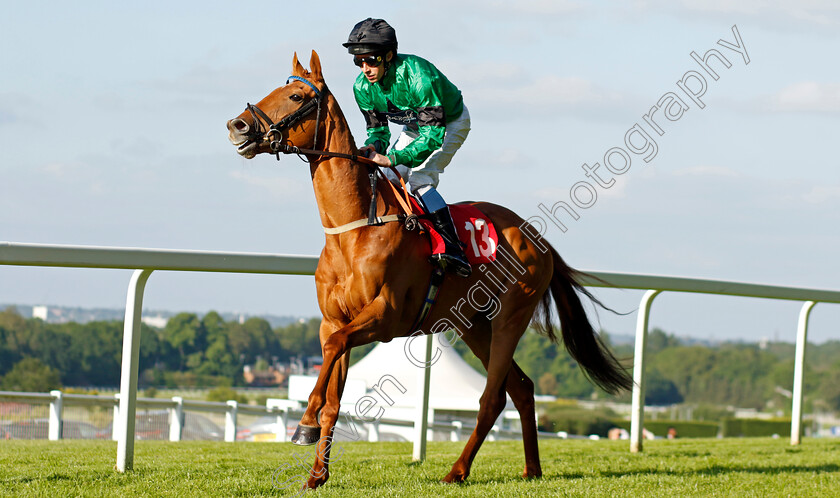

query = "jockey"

[{"left": 343, "top": 18, "right": 472, "bottom": 278}]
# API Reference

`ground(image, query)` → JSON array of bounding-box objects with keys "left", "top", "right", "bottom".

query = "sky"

[{"left": 1, "top": 1, "right": 838, "bottom": 343}]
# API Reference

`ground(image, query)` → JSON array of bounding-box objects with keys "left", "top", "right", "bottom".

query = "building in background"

[{"left": 32, "top": 306, "right": 48, "bottom": 321}]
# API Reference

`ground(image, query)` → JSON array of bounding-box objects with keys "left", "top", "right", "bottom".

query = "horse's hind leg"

[
  {"left": 507, "top": 361, "right": 541, "bottom": 478},
  {"left": 443, "top": 308, "right": 532, "bottom": 483},
  {"left": 458, "top": 319, "right": 542, "bottom": 480}
]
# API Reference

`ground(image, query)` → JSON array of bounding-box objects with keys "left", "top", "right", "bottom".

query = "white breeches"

[{"left": 384, "top": 105, "right": 471, "bottom": 192}]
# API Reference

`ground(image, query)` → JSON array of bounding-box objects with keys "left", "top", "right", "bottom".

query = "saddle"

[{"left": 407, "top": 195, "right": 499, "bottom": 264}]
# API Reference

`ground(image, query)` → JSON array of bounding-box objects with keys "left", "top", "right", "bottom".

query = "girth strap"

[{"left": 408, "top": 267, "right": 446, "bottom": 334}]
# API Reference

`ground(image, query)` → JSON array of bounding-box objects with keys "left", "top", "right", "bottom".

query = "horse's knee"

[
  {"left": 323, "top": 333, "right": 348, "bottom": 358},
  {"left": 306, "top": 389, "right": 326, "bottom": 411}
]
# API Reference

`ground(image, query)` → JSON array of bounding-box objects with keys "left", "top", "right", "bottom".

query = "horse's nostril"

[{"left": 232, "top": 119, "right": 249, "bottom": 132}]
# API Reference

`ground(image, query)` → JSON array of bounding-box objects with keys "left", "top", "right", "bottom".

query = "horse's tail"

[{"left": 532, "top": 244, "right": 634, "bottom": 395}]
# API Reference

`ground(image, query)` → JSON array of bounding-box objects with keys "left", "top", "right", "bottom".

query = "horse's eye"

[{"left": 290, "top": 94, "right": 303, "bottom": 102}]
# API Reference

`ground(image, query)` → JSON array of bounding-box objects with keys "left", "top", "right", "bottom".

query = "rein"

[{"left": 274, "top": 143, "right": 416, "bottom": 220}]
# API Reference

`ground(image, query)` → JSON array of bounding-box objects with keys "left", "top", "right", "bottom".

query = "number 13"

[{"left": 464, "top": 219, "right": 495, "bottom": 258}]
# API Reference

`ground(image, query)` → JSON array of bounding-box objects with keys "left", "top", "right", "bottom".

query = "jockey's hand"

[
  {"left": 368, "top": 152, "right": 392, "bottom": 167},
  {"left": 358, "top": 145, "right": 376, "bottom": 158}
]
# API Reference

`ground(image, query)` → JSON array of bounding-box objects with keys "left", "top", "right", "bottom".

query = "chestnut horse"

[{"left": 227, "top": 51, "right": 632, "bottom": 489}]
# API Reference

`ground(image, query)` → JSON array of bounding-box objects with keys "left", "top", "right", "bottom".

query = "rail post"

[
  {"left": 367, "top": 420, "right": 380, "bottom": 442},
  {"left": 116, "top": 269, "right": 153, "bottom": 472},
  {"left": 412, "top": 335, "right": 434, "bottom": 462},
  {"left": 451, "top": 420, "right": 462, "bottom": 442},
  {"left": 225, "top": 400, "right": 239, "bottom": 442},
  {"left": 267, "top": 399, "right": 298, "bottom": 442},
  {"left": 791, "top": 301, "right": 816, "bottom": 445},
  {"left": 112, "top": 394, "right": 120, "bottom": 441},
  {"left": 277, "top": 408, "right": 288, "bottom": 443},
  {"left": 49, "top": 390, "right": 63, "bottom": 440},
  {"left": 630, "top": 289, "right": 661, "bottom": 453},
  {"left": 169, "top": 396, "right": 184, "bottom": 442}
]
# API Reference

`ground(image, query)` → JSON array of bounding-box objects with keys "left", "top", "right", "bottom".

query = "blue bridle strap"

[{"left": 287, "top": 75, "right": 322, "bottom": 96}]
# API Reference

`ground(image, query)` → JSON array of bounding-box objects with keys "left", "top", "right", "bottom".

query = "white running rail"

[{"left": 2, "top": 241, "right": 839, "bottom": 467}]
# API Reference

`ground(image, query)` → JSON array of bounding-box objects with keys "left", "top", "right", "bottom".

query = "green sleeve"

[
  {"left": 388, "top": 124, "right": 444, "bottom": 168},
  {"left": 353, "top": 84, "right": 390, "bottom": 153}
]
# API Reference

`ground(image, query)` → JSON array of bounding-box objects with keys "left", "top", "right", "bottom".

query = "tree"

[
  {"left": 62, "top": 321, "right": 123, "bottom": 386},
  {"left": 647, "top": 328, "right": 681, "bottom": 353},
  {"left": 514, "top": 330, "right": 558, "bottom": 384},
  {"left": 197, "top": 336, "right": 240, "bottom": 379},
  {"left": 276, "top": 318, "right": 322, "bottom": 360},
  {"left": 202, "top": 311, "right": 226, "bottom": 342},
  {"left": 163, "top": 313, "right": 205, "bottom": 370},
  {"left": 242, "top": 317, "right": 276, "bottom": 360},
  {"left": 1, "top": 358, "right": 61, "bottom": 392},
  {"left": 513, "top": 330, "right": 596, "bottom": 398},
  {"left": 0, "top": 307, "right": 32, "bottom": 366},
  {"left": 818, "top": 363, "right": 840, "bottom": 411},
  {"left": 644, "top": 368, "right": 684, "bottom": 405},
  {"left": 0, "top": 325, "right": 11, "bottom": 376},
  {"left": 0, "top": 307, "right": 26, "bottom": 335},
  {"left": 538, "top": 372, "right": 558, "bottom": 396}
]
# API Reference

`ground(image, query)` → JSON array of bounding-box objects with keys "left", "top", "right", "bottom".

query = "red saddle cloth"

[{"left": 413, "top": 201, "right": 499, "bottom": 264}]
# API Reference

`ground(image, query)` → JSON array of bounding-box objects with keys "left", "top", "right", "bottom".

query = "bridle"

[
  {"left": 243, "top": 74, "right": 419, "bottom": 222},
  {"left": 245, "top": 75, "right": 325, "bottom": 162},
  {"left": 244, "top": 74, "right": 384, "bottom": 166}
]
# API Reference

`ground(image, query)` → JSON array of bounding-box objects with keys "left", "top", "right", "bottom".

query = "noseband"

[{"left": 245, "top": 75, "right": 325, "bottom": 161}]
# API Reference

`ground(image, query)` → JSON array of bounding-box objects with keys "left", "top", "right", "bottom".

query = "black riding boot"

[{"left": 427, "top": 207, "right": 472, "bottom": 278}]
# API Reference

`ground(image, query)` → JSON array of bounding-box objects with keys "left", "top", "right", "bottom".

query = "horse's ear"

[
  {"left": 309, "top": 50, "right": 323, "bottom": 81},
  {"left": 291, "top": 52, "right": 306, "bottom": 77}
]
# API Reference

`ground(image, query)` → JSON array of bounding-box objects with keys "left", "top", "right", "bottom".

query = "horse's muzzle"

[{"left": 227, "top": 118, "right": 258, "bottom": 158}]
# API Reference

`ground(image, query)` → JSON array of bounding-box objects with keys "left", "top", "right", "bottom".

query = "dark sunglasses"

[{"left": 353, "top": 54, "right": 384, "bottom": 68}]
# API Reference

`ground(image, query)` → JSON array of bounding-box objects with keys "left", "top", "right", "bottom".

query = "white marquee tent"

[
  {"left": 287, "top": 336, "right": 517, "bottom": 442},
  {"left": 346, "top": 335, "right": 496, "bottom": 410}
]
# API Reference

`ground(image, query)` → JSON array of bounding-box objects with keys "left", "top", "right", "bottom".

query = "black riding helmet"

[{"left": 343, "top": 18, "right": 397, "bottom": 55}]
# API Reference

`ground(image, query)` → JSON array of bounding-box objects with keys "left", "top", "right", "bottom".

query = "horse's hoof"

[
  {"left": 441, "top": 471, "right": 468, "bottom": 484},
  {"left": 306, "top": 472, "right": 329, "bottom": 489},
  {"left": 291, "top": 424, "right": 321, "bottom": 445}
]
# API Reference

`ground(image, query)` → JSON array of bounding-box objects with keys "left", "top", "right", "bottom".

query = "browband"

[{"left": 287, "top": 75, "right": 322, "bottom": 96}]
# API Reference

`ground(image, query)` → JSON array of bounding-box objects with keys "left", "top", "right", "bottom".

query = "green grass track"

[{"left": 1, "top": 438, "right": 838, "bottom": 497}]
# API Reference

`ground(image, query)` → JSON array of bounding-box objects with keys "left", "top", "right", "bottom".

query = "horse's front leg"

[
  {"left": 305, "top": 352, "right": 350, "bottom": 489},
  {"left": 293, "top": 297, "right": 388, "bottom": 443}
]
